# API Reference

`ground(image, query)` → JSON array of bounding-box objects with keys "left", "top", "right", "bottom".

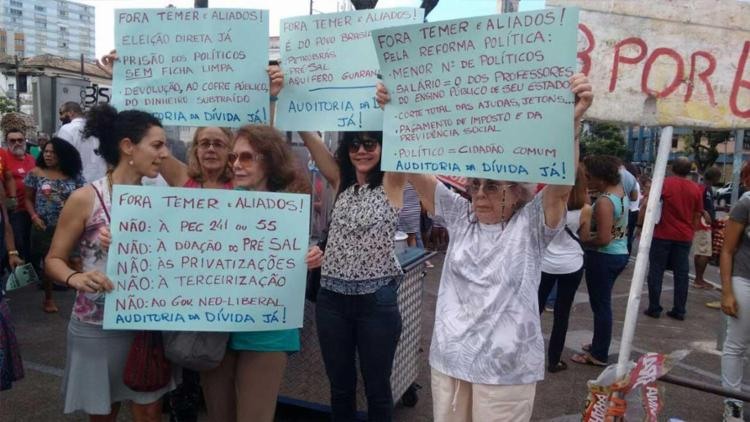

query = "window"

[
  {"left": 10, "top": 0, "right": 22, "bottom": 7},
  {"left": 59, "top": 10, "right": 68, "bottom": 17},
  {"left": 10, "top": 8, "right": 22, "bottom": 16},
  {"left": 35, "top": 5, "right": 45, "bottom": 12},
  {"left": 58, "top": 40, "right": 68, "bottom": 48},
  {"left": 60, "top": 26, "right": 68, "bottom": 33}
]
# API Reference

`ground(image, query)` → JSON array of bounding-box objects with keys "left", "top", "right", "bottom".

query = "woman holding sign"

[
  {"left": 375, "top": 73, "right": 592, "bottom": 421},
  {"left": 45, "top": 104, "right": 174, "bottom": 422},
  {"left": 299, "top": 129, "right": 406, "bottom": 421},
  {"left": 197, "top": 124, "right": 320, "bottom": 422}
]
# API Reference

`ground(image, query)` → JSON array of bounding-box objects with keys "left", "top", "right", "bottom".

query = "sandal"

[
  {"left": 548, "top": 361, "right": 568, "bottom": 373},
  {"left": 571, "top": 352, "right": 607, "bottom": 367},
  {"left": 582, "top": 344, "right": 592, "bottom": 352},
  {"left": 43, "top": 299, "right": 58, "bottom": 313}
]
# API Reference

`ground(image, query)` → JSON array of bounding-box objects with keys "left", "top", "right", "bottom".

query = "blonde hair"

[{"left": 187, "top": 127, "right": 234, "bottom": 184}]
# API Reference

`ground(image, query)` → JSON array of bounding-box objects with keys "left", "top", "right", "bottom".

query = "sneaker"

[
  {"left": 544, "top": 305, "right": 554, "bottom": 312},
  {"left": 723, "top": 401, "right": 743, "bottom": 422},
  {"left": 643, "top": 309, "right": 661, "bottom": 319},
  {"left": 424, "top": 261, "right": 434, "bottom": 269}
]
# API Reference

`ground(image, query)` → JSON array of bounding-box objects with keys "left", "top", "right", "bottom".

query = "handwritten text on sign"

[
  {"left": 102, "top": 186, "right": 310, "bottom": 331},
  {"left": 112, "top": 9, "right": 269, "bottom": 127},
  {"left": 373, "top": 8, "right": 579, "bottom": 184},
  {"left": 547, "top": 0, "right": 750, "bottom": 128},
  {"left": 276, "top": 8, "right": 424, "bottom": 131}
]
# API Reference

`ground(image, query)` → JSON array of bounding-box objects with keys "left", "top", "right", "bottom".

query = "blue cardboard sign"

[
  {"left": 112, "top": 8, "right": 270, "bottom": 127},
  {"left": 102, "top": 185, "right": 310, "bottom": 332}
]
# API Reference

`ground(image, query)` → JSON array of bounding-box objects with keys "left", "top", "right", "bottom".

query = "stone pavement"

[{"left": 0, "top": 252, "right": 744, "bottom": 421}]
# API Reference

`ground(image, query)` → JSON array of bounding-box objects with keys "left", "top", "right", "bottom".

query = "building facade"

[{"left": 1, "top": 0, "right": 95, "bottom": 61}]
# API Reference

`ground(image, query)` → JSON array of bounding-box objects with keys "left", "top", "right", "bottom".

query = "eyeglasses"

[
  {"left": 7, "top": 138, "right": 25, "bottom": 145},
  {"left": 348, "top": 138, "right": 378, "bottom": 153},
  {"left": 229, "top": 151, "right": 262, "bottom": 166},
  {"left": 466, "top": 179, "right": 516, "bottom": 195},
  {"left": 197, "top": 140, "right": 227, "bottom": 151}
]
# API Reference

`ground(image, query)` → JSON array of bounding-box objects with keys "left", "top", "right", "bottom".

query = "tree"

[
  {"left": 684, "top": 130, "right": 731, "bottom": 172},
  {"left": 0, "top": 96, "right": 14, "bottom": 114},
  {"left": 581, "top": 121, "right": 629, "bottom": 159}
]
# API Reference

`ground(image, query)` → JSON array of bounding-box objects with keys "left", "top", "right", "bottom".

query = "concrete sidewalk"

[{"left": 0, "top": 253, "right": 739, "bottom": 421}]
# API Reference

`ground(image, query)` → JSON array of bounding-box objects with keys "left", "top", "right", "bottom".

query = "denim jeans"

[
  {"left": 316, "top": 283, "right": 402, "bottom": 422},
  {"left": 538, "top": 268, "right": 584, "bottom": 366},
  {"left": 721, "top": 276, "right": 750, "bottom": 409},
  {"left": 585, "top": 251, "right": 628, "bottom": 362},
  {"left": 646, "top": 238, "right": 691, "bottom": 317}
]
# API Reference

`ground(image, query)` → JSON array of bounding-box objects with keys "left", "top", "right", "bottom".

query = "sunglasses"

[
  {"left": 348, "top": 138, "right": 378, "bottom": 153},
  {"left": 228, "top": 151, "right": 262, "bottom": 166},
  {"left": 7, "top": 138, "right": 25, "bottom": 145},
  {"left": 466, "top": 179, "right": 516, "bottom": 195},
  {"left": 197, "top": 140, "right": 228, "bottom": 151}
]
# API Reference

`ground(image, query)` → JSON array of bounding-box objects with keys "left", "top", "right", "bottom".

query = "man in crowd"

[
  {"left": 692, "top": 166, "right": 721, "bottom": 289},
  {"left": 643, "top": 157, "right": 704, "bottom": 321},
  {"left": 2, "top": 129, "right": 36, "bottom": 264},
  {"left": 57, "top": 101, "right": 107, "bottom": 183}
]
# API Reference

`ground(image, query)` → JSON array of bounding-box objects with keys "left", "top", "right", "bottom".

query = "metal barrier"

[{"left": 659, "top": 373, "right": 750, "bottom": 402}]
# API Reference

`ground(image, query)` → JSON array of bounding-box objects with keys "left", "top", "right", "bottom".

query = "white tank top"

[{"left": 542, "top": 209, "right": 584, "bottom": 274}]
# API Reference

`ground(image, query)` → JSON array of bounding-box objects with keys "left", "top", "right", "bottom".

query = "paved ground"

[{"left": 0, "top": 245, "right": 746, "bottom": 421}]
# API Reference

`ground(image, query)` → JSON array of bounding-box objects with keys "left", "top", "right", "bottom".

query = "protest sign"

[
  {"left": 372, "top": 8, "right": 579, "bottom": 184},
  {"left": 112, "top": 8, "right": 269, "bottom": 127},
  {"left": 548, "top": 0, "right": 750, "bottom": 128},
  {"left": 276, "top": 8, "right": 424, "bottom": 131},
  {"left": 102, "top": 186, "right": 310, "bottom": 332}
]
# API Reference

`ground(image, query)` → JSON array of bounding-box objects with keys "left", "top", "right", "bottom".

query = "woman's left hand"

[
  {"left": 570, "top": 73, "right": 593, "bottom": 121},
  {"left": 376, "top": 82, "right": 390, "bottom": 110},
  {"left": 268, "top": 65, "right": 284, "bottom": 98},
  {"left": 305, "top": 246, "right": 324, "bottom": 269}
]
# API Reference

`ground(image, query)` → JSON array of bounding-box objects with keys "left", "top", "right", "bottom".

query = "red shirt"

[
  {"left": 653, "top": 176, "right": 703, "bottom": 242},
  {"left": 2, "top": 149, "right": 36, "bottom": 212}
]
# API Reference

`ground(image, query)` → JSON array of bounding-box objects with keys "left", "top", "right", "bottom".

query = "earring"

[{"left": 128, "top": 160, "right": 134, "bottom": 166}]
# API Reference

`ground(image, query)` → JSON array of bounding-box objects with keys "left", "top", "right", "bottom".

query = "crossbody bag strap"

[{"left": 92, "top": 185, "right": 111, "bottom": 224}]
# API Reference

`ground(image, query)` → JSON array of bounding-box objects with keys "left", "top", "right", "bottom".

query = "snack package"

[{"left": 583, "top": 350, "right": 689, "bottom": 422}]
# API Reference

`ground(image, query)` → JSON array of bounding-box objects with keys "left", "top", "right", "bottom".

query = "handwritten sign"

[
  {"left": 112, "top": 8, "right": 270, "bottom": 127},
  {"left": 102, "top": 186, "right": 310, "bottom": 331},
  {"left": 372, "top": 9, "right": 579, "bottom": 184},
  {"left": 548, "top": 0, "right": 750, "bottom": 128},
  {"left": 275, "top": 8, "right": 424, "bottom": 131}
]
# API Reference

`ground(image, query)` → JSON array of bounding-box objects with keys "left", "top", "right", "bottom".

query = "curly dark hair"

[
  {"left": 335, "top": 131, "right": 383, "bottom": 195},
  {"left": 583, "top": 155, "right": 621, "bottom": 187},
  {"left": 234, "top": 125, "right": 308, "bottom": 194},
  {"left": 84, "top": 104, "right": 162, "bottom": 167},
  {"left": 36, "top": 137, "right": 83, "bottom": 179}
]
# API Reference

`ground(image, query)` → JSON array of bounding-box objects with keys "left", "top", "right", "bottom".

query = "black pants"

[
  {"left": 9, "top": 211, "right": 31, "bottom": 261},
  {"left": 538, "top": 268, "right": 584, "bottom": 365},
  {"left": 316, "top": 284, "right": 402, "bottom": 422},
  {"left": 627, "top": 210, "right": 639, "bottom": 254}
]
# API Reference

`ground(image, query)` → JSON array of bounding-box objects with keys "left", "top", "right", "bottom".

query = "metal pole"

[
  {"left": 659, "top": 373, "right": 750, "bottom": 403},
  {"left": 13, "top": 55, "right": 20, "bottom": 111},
  {"left": 731, "top": 130, "right": 745, "bottom": 205},
  {"left": 615, "top": 126, "right": 674, "bottom": 380}
]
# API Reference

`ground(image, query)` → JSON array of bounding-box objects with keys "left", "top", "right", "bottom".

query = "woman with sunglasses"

[
  {"left": 299, "top": 130, "right": 406, "bottom": 421},
  {"left": 375, "top": 73, "right": 592, "bottom": 421},
  {"left": 45, "top": 104, "right": 174, "bottom": 422},
  {"left": 197, "top": 125, "right": 320, "bottom": 422}
]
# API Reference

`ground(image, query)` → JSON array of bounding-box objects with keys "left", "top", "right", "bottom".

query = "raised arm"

[
  {"left": 159, "top": 154, "right": 190, "bottom": 187},
  {"left": 299, "top": 131, "right": 340, "bottom": 190},
  {"left": 407, "top": 174, "right": 438, "bottom": 216},
  {"left": 269, "top": 64, "right": 283, "bottom": 127},
  {"left": 542, "top": 73, "right": 593, "bottom": 228}
]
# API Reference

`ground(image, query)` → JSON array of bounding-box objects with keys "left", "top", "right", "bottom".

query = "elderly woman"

[{"left": 376, "top": 74, "right": 592, "bottom": 421}]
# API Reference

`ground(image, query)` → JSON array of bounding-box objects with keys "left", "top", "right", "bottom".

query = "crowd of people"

[{"left": 0, "top": 54, "right": 745, "bottom": 422}]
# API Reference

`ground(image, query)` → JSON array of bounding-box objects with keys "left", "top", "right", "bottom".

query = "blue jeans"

[
  {"left": 585, "top": 251, "right": 629, "bottom": 362},
  {"left": 316, "top": 283, "right": 402, "bottom": 422},
  {"left": 646, "top": 238, "right": 691, "bottom": 317}
]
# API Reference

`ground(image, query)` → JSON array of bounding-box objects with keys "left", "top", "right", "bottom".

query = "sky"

[{"left": 76, "top": 0, "right": 499, "bottom": 60}]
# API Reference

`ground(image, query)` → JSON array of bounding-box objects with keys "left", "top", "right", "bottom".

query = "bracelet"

[
  {"left": 65, "top": 271, "right": 81, "bottom": 287},
  {"left": 8, "top": 250, "right": 18, "bottom": 256},
  {"left": 269, "top": 94, "right": 278, "bottom": 102}
]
